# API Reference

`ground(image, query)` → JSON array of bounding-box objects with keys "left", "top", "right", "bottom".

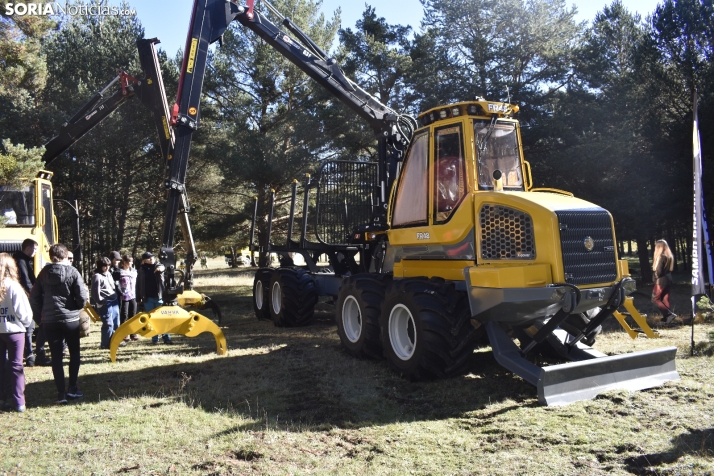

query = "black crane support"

[{"left": 41, "top": 38, "right": 203, "bottom": 292}]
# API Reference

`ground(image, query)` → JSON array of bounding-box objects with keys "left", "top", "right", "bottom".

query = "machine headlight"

[{"left": 622, "top": 278, "right": 637, "bottom": 295}]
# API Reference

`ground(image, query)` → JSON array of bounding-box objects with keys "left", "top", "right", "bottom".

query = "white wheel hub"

[
  {"left": 255, "top": 281, "right": 264, "bottom": 310},
  {"left": 342, "top": 295, "right": 362, "bottom": 343},
  {"left": 271, "top": 281, "right": 282, "bottom": 314},
  {"left": 388, "top": 303, "right": 416, "bottom": 361}
]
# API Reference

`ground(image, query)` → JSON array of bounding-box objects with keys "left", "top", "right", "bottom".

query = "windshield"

[
  {"left": 0, "top": 184, "right": 36, "bottom": 225},
  {"left": 474, "top": 120, "right": 523, "bottom": 190}
]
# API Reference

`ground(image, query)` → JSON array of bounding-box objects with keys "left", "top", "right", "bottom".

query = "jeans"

[
  {"left": 0, "top": 332, "right": 26, "bottom": 406},
  {"left": 99, "top": 299, "right": 120, "bottom": 349},
  {"left": 144, "top": 298, "right": 170, "bottom": 343},
  {"left": 44, "top": 320, "right": 81, "bottom": 394}
]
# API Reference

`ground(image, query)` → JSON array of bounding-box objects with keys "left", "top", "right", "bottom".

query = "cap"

[
  {"left": 109, "top": 251, "right": 121, "bottom": 261},
  {"left": 141, "top": 251, "right": 154, "bottom": 260}
]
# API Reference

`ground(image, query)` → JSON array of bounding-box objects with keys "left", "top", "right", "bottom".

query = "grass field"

[{"left": 1, "top": 262, "right": 713, "bottom": 475}]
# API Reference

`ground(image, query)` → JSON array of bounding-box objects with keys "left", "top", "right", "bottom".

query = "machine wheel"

[
  {"left": 269, "top": 268, "right": 318, "bottom": 327},
  {"left": 380, "top": 277, "right": 480, "bottom": 380},
  {"left": 335, "top": 274, "right": 391, "bottom": 359},
  {"left": 252, "top": 269, "right": 272, "bottom": 321}
]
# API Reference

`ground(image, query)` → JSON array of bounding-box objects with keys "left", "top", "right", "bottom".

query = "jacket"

[
  {"left": 136, "top": 262, "right": 164, "bottom": 301},
  {"left": 29, "top": 263, "right": 87, "bottom": 324},
  {"left": 0, "top": 278, "right": 33, "bottom": 333},
  {"left": 12, "top": 249, "right": 34, "bottom": 294},
  {"left": 91, "top": 270, "right": 118, "bottom": 308},
  {"left": 652, "top": 255, "right": 673, "bottom": 286}
]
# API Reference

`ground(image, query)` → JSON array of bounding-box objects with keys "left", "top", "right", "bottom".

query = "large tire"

[
  {"left": 335, "top": 274, "right": 391, "bottom": 359},
  {"left": 269, "top": 268, "right": 318, "bottom": 327},
  {"left": 252, "top": 269, "right": 272, "bottom": 321},
  {"left": 380, "top": 277, "right": 480, "bottom": 380}
]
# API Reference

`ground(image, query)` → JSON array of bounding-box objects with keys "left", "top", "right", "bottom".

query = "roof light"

[
  {"left": 451, "top": 107, "right": 461, "bottom": 116},
  {"left": 439, "top": 109, "right": 449, "bottom": 119},
  {"left": 468, "top": 104, "right": 481, "bottom": 115}
]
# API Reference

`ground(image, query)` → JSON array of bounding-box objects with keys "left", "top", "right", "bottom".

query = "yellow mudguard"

[{"left": 109, "top": 305, "right": 227, "bottom": 362}]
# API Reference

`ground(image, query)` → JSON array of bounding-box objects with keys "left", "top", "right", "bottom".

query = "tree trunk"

[
  {"left": 230, "top": 245, "right": 238, "bottom": 268},
  {"left": 637, "top": 234, "right": 651, "bottom": 284}
]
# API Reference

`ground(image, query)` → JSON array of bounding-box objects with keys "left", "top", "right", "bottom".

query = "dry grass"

[{"left": 1, "top": 265, "right": 713, "bottom": 475}]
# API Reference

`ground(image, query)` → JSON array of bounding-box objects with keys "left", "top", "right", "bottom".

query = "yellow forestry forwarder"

[{"left": 167, "top": 0, "right": 679, "bottom": 405}]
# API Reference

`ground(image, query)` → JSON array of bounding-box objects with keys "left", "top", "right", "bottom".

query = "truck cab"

[{"left": 0, "top": 170, "right": 57, "bottom": 272}]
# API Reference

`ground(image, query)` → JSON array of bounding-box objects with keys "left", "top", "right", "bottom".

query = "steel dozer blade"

[{"left": 485, "top": 322, "right": 680, "bottom": 406}]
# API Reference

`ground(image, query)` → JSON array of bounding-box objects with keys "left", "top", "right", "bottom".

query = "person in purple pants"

[{"left": 0, "top": 253, "right": 34, "bottom": 412}]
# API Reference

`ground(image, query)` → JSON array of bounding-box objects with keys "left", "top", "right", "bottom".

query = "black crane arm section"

[
  {"left": 42, "top": 72, "right": 138, "bottom": 164},
  {"left": 42, "top": 38, "right": 173, "bottom": 166}
]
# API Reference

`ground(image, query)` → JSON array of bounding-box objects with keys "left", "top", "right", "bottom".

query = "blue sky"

[{"left": 123, "top": 0, "right": 664, "bottom": 58}]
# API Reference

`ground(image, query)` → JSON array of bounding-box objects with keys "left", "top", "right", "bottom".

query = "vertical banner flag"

[{"left": 692, "top": 90, "right": 708, "bottom": 314}]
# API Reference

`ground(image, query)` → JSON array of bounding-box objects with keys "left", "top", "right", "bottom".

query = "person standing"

[
  {"left": 652, "top": 239, "right": 676, "bottom": 324},
  {"left": 0, "top": 253, "right": 34, "bottom": 412},
  {"left": 118, "top": 255, "right": 138, "bottom": 342},
  {"left": 29, "top": 244, "right": 88, "bottom": 403},
  {"left": 136, "top": 251, "right": 173, "bottom": 344},
  {"left": 108, "top": 251, "right": 122, "bottom": 284},
  {"left": 11, "top": 238, "right": 44, "bottom": 367},
  {"left": 91, "top": 257, "right": 120, "bottom": 350}
]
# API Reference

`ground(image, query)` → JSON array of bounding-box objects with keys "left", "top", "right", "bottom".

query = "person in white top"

[{"left": 0, "top": 252, "right": 34, "bottom": 412}]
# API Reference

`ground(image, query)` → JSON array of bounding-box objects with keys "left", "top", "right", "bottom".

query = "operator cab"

[{"left": 390, "top": 100, "right": 526, "bottom": 229}]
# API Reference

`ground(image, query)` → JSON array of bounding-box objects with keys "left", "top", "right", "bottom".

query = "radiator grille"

[
  {"left": 315, "top": 161, "right": 378, "bottom": 245},
  {"left": 479, "top": 204, "right": 535, "bottom": 259},
  {"left": 556, "top": 209, "right": 618, "bottom": 285}
]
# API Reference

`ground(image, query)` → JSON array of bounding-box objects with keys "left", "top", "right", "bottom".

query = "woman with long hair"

[
  {"left": 0, "top": 252, "right": 34, "bottom": 412},
  {"left": 652, "top": 239, "right": 676, "bottom": 323}
]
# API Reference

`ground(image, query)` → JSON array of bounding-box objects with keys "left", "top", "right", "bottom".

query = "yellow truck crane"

[{"left": 170, "top": 0, "right": 678, "bottom": 405}]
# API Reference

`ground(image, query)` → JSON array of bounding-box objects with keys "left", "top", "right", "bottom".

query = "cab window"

[
  {"left": 392, "top": 133, "right": 428, "bottom": 227},
  {"left": 41, "top": 184, "right": 55, "bottom": 245},
  {"left": 474, "top": 120, "right": 523, "bottom": 190},
  {"left": 434, "top": 125, "right": 466, "bottom": 223}
]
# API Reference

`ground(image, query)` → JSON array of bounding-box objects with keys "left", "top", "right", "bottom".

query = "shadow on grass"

[
  {"left": 22, "top": 325, "right": 534, "bottom": 431},
  {"left": 623, "top": 427, "right": 713, "bottom": 474}
]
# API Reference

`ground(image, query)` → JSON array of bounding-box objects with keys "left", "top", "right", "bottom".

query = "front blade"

[{"left": 538, "top": 346, "right": 680, "bottom": 406}]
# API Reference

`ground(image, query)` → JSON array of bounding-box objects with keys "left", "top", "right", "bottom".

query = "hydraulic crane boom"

[
  {"left": 161, "top": 0, "right": 416, "bottom": 303},
  {"left": 42, "top": 38, "right": 202, "bottom": 291}
]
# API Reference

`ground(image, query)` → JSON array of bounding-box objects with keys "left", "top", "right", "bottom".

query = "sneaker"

[
  {"left": 36, "top": 355, "right": 52, "bottom": 366},
  {"left": 130, "top": 334, "right": 139, "bottom": 341},
  {"left": 67, "top": 387, "right": 83, "bottom": 399},
  {"left": 123, "top": 336, "right": 130, "bottom": 342},
  {"left": 119, "top": 341, "right": 127, "bottom": 347},
  {"left": 151, "top": 338, "right": 159, "bottom": 345},
  {"left": 15, "top": 404, "right": 26, "bottom": 413},
  {"left": 163, "top": 338, "right": 174, "bottom": 345},
  {"left": 664, "top": 313, "right": 678, "bottom": 324},
  {"left": 25, "top": 355, "right": 35, "bottom": 367},
  {"left": 57, "top": 393, "right": 68, "bottom": 404}
]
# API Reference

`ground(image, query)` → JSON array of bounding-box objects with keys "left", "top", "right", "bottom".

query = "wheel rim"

[
  {"left": 271, "top": 281, "right": 282, "bottom": 314},
  {"left": 254, "top": 281, "right": 264, "bottom": 310},
  {"left": 388, "top": 304, "right": 416, "bottom": 361},
  {"left": 342, "top": 296, "right": 362, "bottom": 343}
]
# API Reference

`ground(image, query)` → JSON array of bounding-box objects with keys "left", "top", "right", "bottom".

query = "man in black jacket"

[
  {"left": 12, "top": 239, "right": 45, "bottom": 366},
  {"left": 29, "top": 244, "right": 88, "bottom": 403}
]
